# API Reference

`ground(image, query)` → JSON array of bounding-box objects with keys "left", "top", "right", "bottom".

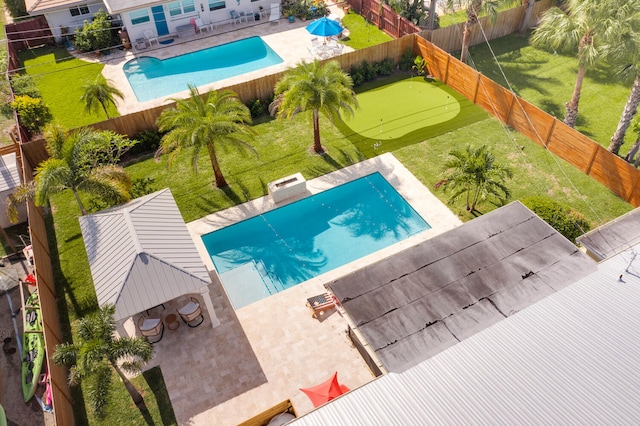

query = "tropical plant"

[
  {"left": 531, "top": 0, "right": 626, "bottom": 128},
  {"left": 74, "top": 10, "right": 113, "bottom": 53},
  {"left": 445, "top": 0, "right": 519, "bottom": 63},
  {"left": 604, "top": 1, "right": 640, "bottom": 155},
  {"left": 51, "top": 304, "right": 153, "bottom": 417},
  {"left": 270, "top": 60, "right": 358, "bottom": 154},
  {"left": 156, "top": 85, "right": 256, "bottom": 188},
  {"left": 517, "top": 0, "right": 536, "bottom": 34},
  {"left": 438, "top": 144, "right": 513, "bottom": 212},
  {"left": 413, "top": 55, "right": 428, "bottom": 77},
  {"left": 80, "top": 76, "right": 124, "bottom": 119},
  {"left": 10, "top": 95, "right": 52, "bottom": 133},
  {"left": 521, "top": 196, "right": 591, "bottom": 243},
  {"left": 6, "top": 124, "right": 135, "bottom": 220}
]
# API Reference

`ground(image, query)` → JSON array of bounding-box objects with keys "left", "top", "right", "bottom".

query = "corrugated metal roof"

[
  {"left": 79, "top": 188, "right": 210, "bottom": 322},
  {"left": 0, "top": 153, "right": 21, "bottom": 193},
  {"left": 329, "top": 202, "right": 595, "bottom": 373},
  {"left": 577, "top": 207, "right": 640, "bottom": 260},
  {"left": 294, "top": 244, "right": 640, "bottom": 425}
]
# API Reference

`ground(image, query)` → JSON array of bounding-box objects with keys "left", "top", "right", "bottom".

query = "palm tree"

[
  {"left": 438, "top": 144, "right": 513, "bottom": 212},
  {"left": 531, "top": 0, "right": 622, "bottom": 128},
  {"left": 6, "top": 124, "right": 133, "bottom": 220},
  {"left": 270, "top": 60, "right": 358, "bottom": 154},
  {"left": 80, "top": 76, "right": 124, "bottom": 119},
  {"left": 52, "top": 304, "right": 153, "bottom": 417},
  {"left": 604, "top": 2, "right": 640, "bottom": 155},
  {"left": 445, "top": 0, "right": 519, "bottom": 64},
  {"left": 517, "top": 0, "right": 535, "bottom": 35},
  {"left": 156, "top": 85, "right": 256, "bottom": 188}
]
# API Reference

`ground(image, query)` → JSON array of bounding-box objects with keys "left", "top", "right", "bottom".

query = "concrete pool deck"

[
  {"left": 135, "top": 153, "right": 460, "bottom": 424},
  {"left": 97, "top": 7, "right": 352, "bottom": 115}
]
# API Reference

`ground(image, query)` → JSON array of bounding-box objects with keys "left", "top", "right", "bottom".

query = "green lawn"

[
  {"left": 468, "top": 32, "right": 636, "bottom": 156},
  {"left": 18, "top": 46, "right": 119, "bottom": 128},
  {"left": 341, "top": 11, "right": 393, "bottom": 49}
]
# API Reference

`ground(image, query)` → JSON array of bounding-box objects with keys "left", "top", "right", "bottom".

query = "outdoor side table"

[{"left": 165, "top": 313, "right": 180, "bottom": 330}]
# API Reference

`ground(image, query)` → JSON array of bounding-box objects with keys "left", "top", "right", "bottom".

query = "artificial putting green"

[{"left": 336, "top": 75, "right": 489, "bottom": 157}]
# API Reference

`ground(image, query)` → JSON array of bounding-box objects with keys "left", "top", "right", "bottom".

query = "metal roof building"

[
  {"left": 577, "top": 207, "right": 640, "bottom": 261},
  {"left": 294, "top": 238, "right": 640, "bottom": 425},
  {"left": 329, "top": 202, "right": 595, "bottom": 374},
  {"left": 79, "top": 188, "right": 219, "bottom": 331}
]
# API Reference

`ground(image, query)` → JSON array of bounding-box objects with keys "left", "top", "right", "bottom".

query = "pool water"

[
  {"left": 123, "top": 36, "right": 283, "bottom": 102},
  {"left": 202, "top": 173, "right": 430, "bottom": 309}
]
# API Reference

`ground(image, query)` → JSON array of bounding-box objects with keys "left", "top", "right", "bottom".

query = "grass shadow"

[{"left": 142, "top": 367, "right": 177, "bottom": 426}]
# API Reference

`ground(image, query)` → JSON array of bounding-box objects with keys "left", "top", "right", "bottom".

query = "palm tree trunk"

[
  {"left": 206, "top": 144, "right": 228, "bottom": 187},
  {"left": 312, "top": 109, "right": 324, "bottom": 154},
  {"left": 429, "top": 0, "right": 437, "bottom": 30},
  {"left": 100, "top": 101, "right": 110, "bottom": 119},
  {"left": 625, "top": 138, "right": 640, "bottom": 166},
  {"left": 460, "top": 0, "right": 481, "bottom": 63},
  {"left": 518, "top": 0, "right": 535, "bottom": 35},
  {"left": 113, "top": 364, "right": 144, "bottom": 406},
  {"left": 72, "top": 188, "right": 88, "bottom": 215},
  {"left": 609, "top": 76, "right": 640, "bottom": 154},
  {"left": 564, "top": 65, "right": 587, "bottom": 128}
]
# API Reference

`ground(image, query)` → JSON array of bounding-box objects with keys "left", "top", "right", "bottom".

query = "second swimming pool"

[
  {"left": 123, "top": 36, "right": 283, "bottom": 102},
  {"left": 201, "top": 173, "right": 431, "bottom": 309}
]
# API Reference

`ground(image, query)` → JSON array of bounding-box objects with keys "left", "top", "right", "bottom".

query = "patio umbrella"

[
  {"left": 306, "top": 17, "right": 344, "bottom": 37},
  {"left": 300, "top": 372, "right": 350, "bottom": 408}
]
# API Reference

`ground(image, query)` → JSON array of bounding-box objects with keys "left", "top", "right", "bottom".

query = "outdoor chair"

[
  {"left": 242, "top": 7, "right": 255, "bottom": 22},
  {"left": 138, "top": 316, "right": 164, "bottom": 343},
  {"left": 306, "top": 293, "right": 337, "bottom": 319},
  {"left": 143, "top": 30, "right": 158, "bottom": 46},
  {"left": 194, "top": 18, "right": 210, "bottom": 34},
  {"left": 177, "top": 297, "right": 204, "bottom": 327},
  {"left": 229, "top": 10, "right": 242, "bottom": 26}
]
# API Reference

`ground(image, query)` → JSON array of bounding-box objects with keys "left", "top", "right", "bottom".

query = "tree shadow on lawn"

[
  {"left": 142, "top": 367, "right": 177, "bottom": 426},
  {"left": 338, "top": 82, "right": 489, "bottom": 158}
]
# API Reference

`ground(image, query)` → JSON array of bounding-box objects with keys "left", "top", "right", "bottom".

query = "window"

[
  {"left": 129, "top": 9, "right": 151, "bottom": 25},
  {"left": 209, "top": 0, "right": 226, "bottom": 11},
  {"left": 69, "top": 4, "right": 90, "bottom": 17},
  {"left": 168, "top": 0, "right": 196, "bottom": 16}
]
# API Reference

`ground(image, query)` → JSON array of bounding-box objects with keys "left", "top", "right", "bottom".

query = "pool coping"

[{"left": 187, "top": 152, "right": 463, "bottom": 307}]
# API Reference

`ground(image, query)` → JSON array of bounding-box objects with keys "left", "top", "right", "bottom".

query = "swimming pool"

[
  {"left": 202, "top": 173, "right": 431, "bottom": 309},
  {"left": 123, "top": 36, "right": 283, "bottom": 102}
]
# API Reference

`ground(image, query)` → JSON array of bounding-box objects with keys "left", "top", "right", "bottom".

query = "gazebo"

[{"left": 79, "top": 188, "right": 219, "bottom": 335}]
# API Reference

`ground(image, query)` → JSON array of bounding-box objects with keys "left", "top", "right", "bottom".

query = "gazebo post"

[{"left": 200, "top": 287, "right": 220, "bottom": 328}]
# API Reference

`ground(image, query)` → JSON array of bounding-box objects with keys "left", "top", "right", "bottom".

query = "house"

[
  {"left": 292, "top": 205, "right": 640, "bottom": 424},
  {"left": 24, "top": 0, "right": 273, "bottom": 45}
]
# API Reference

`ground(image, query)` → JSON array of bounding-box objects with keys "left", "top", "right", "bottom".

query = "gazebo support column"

[{"left": 200, "top": 287, "right": 220, "bottom": 328}]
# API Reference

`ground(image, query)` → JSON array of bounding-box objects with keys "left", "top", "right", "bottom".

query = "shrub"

[
  {"left": 520, "top": 196, "right": 591, "bottom": 243},
  {"left": 399, "top": 47, "right": 414, "bottom": 71},
  {"left": 349, "top": 67, "right": 364, "bottom": 87},
  {"left": 126, "top": 128, "right": 162, "bottom": 157},
  {"left": 248, "top": 99, "right": 267, "bottom": 118},
  {"left": 74, "top": 10, "right": 113, "bottom": 53},
  {"left": 359, "top": 61, "right": 376, "bottom": 82},
  {"left": 5, "top": 0, "right": 27, "bottom": 18},
  {"left": 11, "top": 74, "right": 41, "bottom": 98},
  {"left": 376, "top": 58, "right": 395, "bottom": 76},
  {"left": 11, "top": 95, "right": 52, "bottom": 133}
]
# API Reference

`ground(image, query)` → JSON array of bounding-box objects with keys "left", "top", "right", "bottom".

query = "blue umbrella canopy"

[{"left": 306, "top": 17, "right": 344, "bottom": 37}]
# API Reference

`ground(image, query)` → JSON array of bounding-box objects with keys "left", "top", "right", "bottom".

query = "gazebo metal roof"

[{"left": 79, "top": 188, "right": 212, "bottom": 323}]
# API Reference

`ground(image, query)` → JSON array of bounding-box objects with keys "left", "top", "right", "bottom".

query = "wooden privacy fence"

[
  {"left": 21, "top": 155, "right": 76, "bottom": 426},
  {"left": 420, "top": 0, "right": 555, "bottom": 53},
  {"left": 347, "top": 0, "right": 421, "bottom": 38},
  {"left": 416, "top": 35, "right": 640, "bottom": 207},
  {"left": 5, "top": 16, "right": 54, "bottom": 69}
]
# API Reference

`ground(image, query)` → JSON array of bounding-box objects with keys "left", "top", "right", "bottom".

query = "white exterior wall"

[{"left": 44, "top": 2, "right": 106, "bottom": 40}]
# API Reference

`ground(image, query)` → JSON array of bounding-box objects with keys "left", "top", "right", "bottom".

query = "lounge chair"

[
  {"left": 305, "top": 293, "right": 337, "bottom": 318},
  {"left": 194, "top": 18, "right": 210, "bottom": 34},
  {"left": 177, "top": 296, "right": 204, "bottom": 327},
  {"left": 269, "top": 3, "right": 280, "bottom": 24},
  {"left": 138, "top": 316, "right": 164, "bottom": 343},
  {"left": 143, "top": 30, "right": 158, "bottom": 46}
]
